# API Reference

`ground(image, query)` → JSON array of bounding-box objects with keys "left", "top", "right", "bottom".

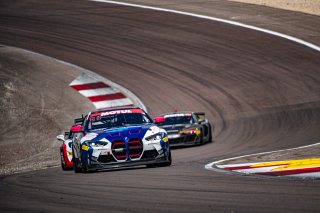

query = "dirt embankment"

[
  {"left": 0, "top": 46, "right": 93, "bottom": 175},
  {"left": 230, "top": 0, "right": 320, "bottom": 16}
]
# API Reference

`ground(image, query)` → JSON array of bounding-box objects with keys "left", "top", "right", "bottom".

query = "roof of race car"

[
  {"left": 160, "top": 111, "right": 194, "bottom": 116},
  {"left": 158, "top": 111, "right": 206, "bottom": 119}
]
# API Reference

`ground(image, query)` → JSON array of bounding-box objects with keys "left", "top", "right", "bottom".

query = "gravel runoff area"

[{"left": 230, "top": 0, "right": 320, "bottom": 16}]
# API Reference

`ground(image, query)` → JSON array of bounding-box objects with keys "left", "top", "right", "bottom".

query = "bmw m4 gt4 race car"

[
  {"left": 72, "top": 107, "right": 171, "bottom": 173},
  {"left": 57, "top": 124, "right": 82, "bottom": 170},
  {"left": 154, "top": 111, "right": 213, "bottom": 147}
]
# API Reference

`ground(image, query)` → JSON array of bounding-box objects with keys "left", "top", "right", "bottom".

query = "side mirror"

[{"left": 57, "top": 134, "right": 65, "bottom": 142}]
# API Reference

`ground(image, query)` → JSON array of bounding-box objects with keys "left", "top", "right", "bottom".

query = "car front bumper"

[
  {"left": 86, "top": 153, "right": 170, "bottom": 171},
  {"left": 167, "top": 133, "right": 200, "bottom": 147}
]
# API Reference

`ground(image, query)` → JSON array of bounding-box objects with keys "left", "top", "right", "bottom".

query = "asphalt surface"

[{"left": 1, "top": 0, "right": 320, "bottom": 212}]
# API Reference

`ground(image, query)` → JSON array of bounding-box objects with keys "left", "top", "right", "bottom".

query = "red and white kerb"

[{"left": 70, "top": 74, "right": 134, "bottom": 109}]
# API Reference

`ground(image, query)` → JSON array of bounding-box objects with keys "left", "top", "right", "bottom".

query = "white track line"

[{"left": 91, "top": 0, "right": 320, "bottom": 53}]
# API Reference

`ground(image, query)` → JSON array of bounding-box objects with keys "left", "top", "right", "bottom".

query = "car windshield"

[
  {"left": 159, "top": 114, "right": 193, "bottom": 126},
  {"left": 87, "top": 109, "right": 152, "bottom": 130}
]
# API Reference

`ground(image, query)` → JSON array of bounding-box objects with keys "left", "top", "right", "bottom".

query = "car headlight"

[
  {"left": 83, "top": 140, "right": 108, "bottom": 147},
  {"left": 145, "top": 132, "right": 165, "bottom": 141},
  {"left": 180, "top": 128, "right": 201, "bottom": 135}
]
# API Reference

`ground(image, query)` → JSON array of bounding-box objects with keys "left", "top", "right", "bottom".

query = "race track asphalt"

[{"left": 0, "top": 0, "right": 320, "bottom": 212}]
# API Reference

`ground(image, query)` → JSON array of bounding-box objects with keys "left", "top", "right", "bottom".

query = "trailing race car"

[
  {"left": 154, "top": 111, "right": 213, "bottom": 147},
  {"left": 72, "top": 107, "right": 171, "bottom": 173},
  {"left": 57, "top": 124, "right": 82, "bottom": 170}
]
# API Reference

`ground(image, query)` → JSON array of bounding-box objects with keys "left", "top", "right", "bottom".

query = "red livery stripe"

[
  {"left": 257, "top": 166, "right": 320, "bottom": 176},
  {"left": 71, "top": 82, "right": 109, "bottom": 91},
  {"left": 88, "top": 93, "right": 127, "bottom": 102}
]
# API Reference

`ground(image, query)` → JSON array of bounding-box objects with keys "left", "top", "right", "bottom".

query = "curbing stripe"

[
  {"left": 92, "top": 98, "right": 134, "bottom": 109},
  {"left": 70, "top": 73, "right": 135, "bottom": 109},
  {"left": 213, "top": 157, "right": 320, "bottom": 178},
  {"left": 88, "top": 93, "right": 126, "bottom": 102},
  {"left": 70, "top": 82, "right": 109, "bottom": 91},
  {"left": 78, "top": 87, "right": 117, "bottom": 97}
]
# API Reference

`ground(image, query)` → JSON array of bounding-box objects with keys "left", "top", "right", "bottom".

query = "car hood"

[{"left": 83, "top": 124, "right": 154, "bottom": 142}]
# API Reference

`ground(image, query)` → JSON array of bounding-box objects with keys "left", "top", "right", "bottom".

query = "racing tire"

[
  {"left": 159, "top": 150, "right": 172, "bottom": 167},
  {"left": 199, "top": 129, "right": 204, "bottom": 145},
  {"left": 80, "top": 155, "right": 88, "bottom": 173},
  {"left": 72, "top": 148, "right": 82, "bottom": 173},
  {"left": 60, "top": 148, "right": 67, "bottom": 171},
  {"left": 146, "top": 151, "right": 172, "bottom": 168},
  {"left": 207, "top": 124, "right": 213, "bottom": 143},
  {"left": 163, "top": 150, "right": 172, "bottom": 166}
]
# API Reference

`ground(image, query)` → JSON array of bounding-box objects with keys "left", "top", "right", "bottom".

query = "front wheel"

[
  {"left": 199, "top": 128, "right": 204, "bottom": 145},
  {"left": 147, "top": 150, "right": 172, "bottom": 168},
  {"left": 81, "top": 155, "right": 88, "bottom": 173},
  {"left": 72, "top": 148, "right": 82, "bottom": 173},
  {"left": 159, "top": 150, "right": 172, "bottom": 167},
  {"left": 60, "top": 148, "right": 67, "bottom": 171},
  {"left": 207, "top": 124, "right": 213, "bottom": 143}
]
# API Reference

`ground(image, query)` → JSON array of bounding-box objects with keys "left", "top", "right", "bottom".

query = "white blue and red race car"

[
  {"left": 72, "top": 107, "right": 171, "bottom": 173},
  {"left": 57, "top": 124, "right": 82, "bottom": 170}
]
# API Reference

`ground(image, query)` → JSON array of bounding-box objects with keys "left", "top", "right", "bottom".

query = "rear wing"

[{"left": 194, "top": 112, "right": 205, "bottom": 117}]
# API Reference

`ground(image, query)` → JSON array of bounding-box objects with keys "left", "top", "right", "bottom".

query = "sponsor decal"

[
  {"left": 90, "top": 109, "right": 144, "bottom": 118},
  {"left": 195, "top": 129, "right": 201, "bottom": 135},
  {"left": 149, "top": 126, "right": 160, "bottom": 133},
  {"left": 114, "top": 148, "right": 126, "bottom": 152},
  {"left": 163, "top": 137, "right": 169, "bottom": 143},
  {"left": 101, "top": 109, "right": 132, "bottom": 116},
  {"left": 82, "top": 145, "right": 89, "bottom": 151}
]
